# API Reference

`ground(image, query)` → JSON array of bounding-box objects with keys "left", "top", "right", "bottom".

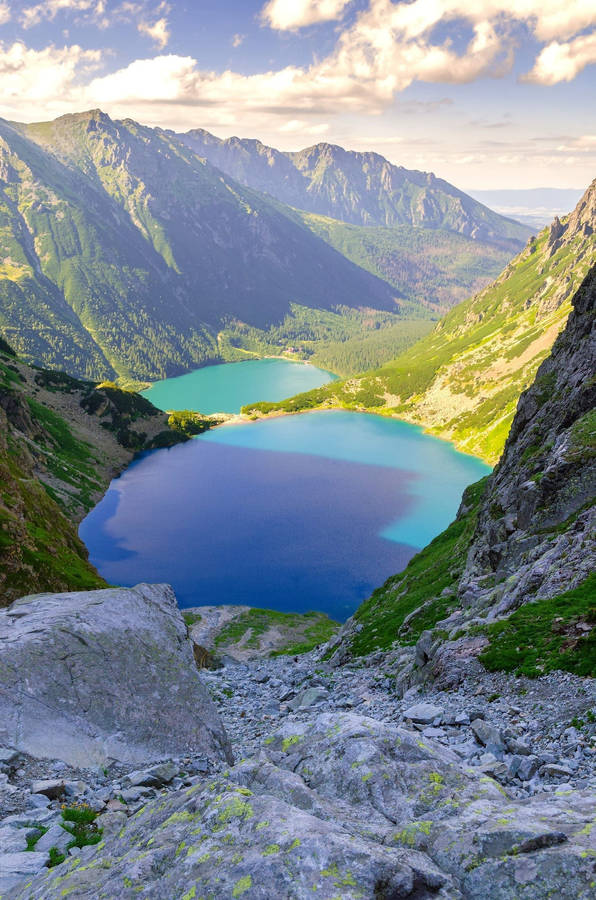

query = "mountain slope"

[
  {"left": 0, "top": 337, "right": 188, "bottom": 604},
  {"left": 328, "top": 264, "right": 595, "bottom": 681},
  {"left": 179, "top": 130, "right": 532, "bottom": 248},
  {"left": 245, "top": 180, "right": 595, "bottom": 464},
  {"left": 0, "top": 111, "right": 401, "bottom": 381},
  {"left": 291, "top": 210, "right": 513, "bottom": 310}
]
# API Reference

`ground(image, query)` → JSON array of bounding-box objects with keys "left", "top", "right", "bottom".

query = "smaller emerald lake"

[{"left": 142, "top": 358, "right": 338, "bottom": 414}]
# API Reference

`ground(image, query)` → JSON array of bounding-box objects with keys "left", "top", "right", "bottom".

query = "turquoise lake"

[
  {"left": 142, "top": 358, "right": 338, "bottom": 414},
  {"left": 81, "top": 404, "right": 490, "bottom": 622}
]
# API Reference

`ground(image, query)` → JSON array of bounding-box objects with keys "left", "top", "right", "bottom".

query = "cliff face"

[{"left": 461, "top": 265, "right": 595, "bottom": 613}]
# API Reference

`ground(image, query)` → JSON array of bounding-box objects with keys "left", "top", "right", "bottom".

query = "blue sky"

[{"left": 0, "top": 0, "right": 594, "bottom": 189}]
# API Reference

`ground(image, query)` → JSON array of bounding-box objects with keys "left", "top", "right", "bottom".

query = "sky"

[{"left": 0, "top": 0, "right": 594, "bottom": 189}]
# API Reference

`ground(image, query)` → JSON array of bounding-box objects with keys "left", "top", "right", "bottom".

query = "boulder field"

[{"left": 0, "top": 587, "right": 595, "bottom": 899}]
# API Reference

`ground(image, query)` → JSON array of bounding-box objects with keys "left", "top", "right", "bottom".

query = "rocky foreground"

[{"left": 0, "top": 586, "right": 595, "bottom": 899}]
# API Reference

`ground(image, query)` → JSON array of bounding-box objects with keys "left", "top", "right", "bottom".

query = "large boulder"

[
  {"left": 9, "top": 713, "right": 595, "bottom": 899},
  {"left": 0, "top": 584, "right": 231, "bottom": 766}
]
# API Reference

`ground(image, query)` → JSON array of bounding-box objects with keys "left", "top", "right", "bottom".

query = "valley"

[
  {"left": 244, "top": 180, "right": 595, "bottom": 464},
  {"left": 0, "top": 105, "right": 594, "bottom": 900}
]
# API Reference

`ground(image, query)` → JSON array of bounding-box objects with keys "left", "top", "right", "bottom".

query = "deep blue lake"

[{"left": 80, "top": 410, "right": 490, "bottom": 622}]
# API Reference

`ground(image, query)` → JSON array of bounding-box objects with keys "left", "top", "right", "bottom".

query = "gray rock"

[
  {"left": 119, "top": 787, "right": 154, "bottom": 803},
  {"left": 0, "top": 584, "right": 232, "bottom": 767},
  {"left": 512, "top": 755, "right": 541, "bottom": 781},
  {"left": 31, "top": 779, "right": 65, "bottom": 799},
  {"left": 125, "top": 761, "right": 179, "bottom": 788},
  {"left": 0, "top": 748, "right": 20, "bottom": 772},
  {"left": 0, "top": 826, "right": 31, "bottom": 853},
  {"left": 63, "top": 780, "right": 90, "bottom": 798},
  {"left": 541, "top": 763, "right": 574, "bottom": 778},
  {"left": 505, "top": 736, "right": 531, "bottom": 755},
  {"left": 0, "top": 851, "right": 47, "bottom": 893},
  {"left": 98, "top": 810, "right": 127, "bottom": 840},
  {"left": 8, "top": 711, "right": 596, "bottom": 900},
  {"left": 1, "top": 810, "right": 57, "bottom": 828},
  {"left": 403, "top": 702, "right": 444, "bottom": 724},
  {"left": 288, "top": 687, "right": 329, "bottom": 710},
  {"left": 34, "top": 821, "right": 72, "bottom": 854},
  {"left": 422, "top": 727, "right": 445, "bottom": 738},
  {"left": 26, "top": 793, "right": 51, "bottom": 809},
  {"left": 471, "top": 718, "right": 506, "bottom": 751}
]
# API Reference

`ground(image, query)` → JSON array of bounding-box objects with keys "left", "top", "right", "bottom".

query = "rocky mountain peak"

[{"left": 547, "top": 178, "right": 595, "bottom": 256}]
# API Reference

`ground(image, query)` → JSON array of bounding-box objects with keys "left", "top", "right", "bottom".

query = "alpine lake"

[{"left": 80, "top": 359, "right": 490, "bottom": 622}]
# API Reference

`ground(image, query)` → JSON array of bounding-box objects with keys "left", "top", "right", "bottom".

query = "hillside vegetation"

[
  {"left": 245, "top": 180, "right": 595, "bottom": 464},
  {"left": 0, "top": 111, "right": 400, "bottom": 381},
  {"left": 0, "top": 338, "right": 187, "bottom": 603},
  {"left": 293, "top": 211, "right": 514, "bottom": 311}
]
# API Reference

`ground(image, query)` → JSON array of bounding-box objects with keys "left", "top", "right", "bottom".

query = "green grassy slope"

[
  {"left": 293, "top": 212, "right": 518, "bottom": 312},
  {"left": 245, "top": 182, "right": 595, "bottom": 464},
  {"left": 0, "top": 338, "right": 188, "bottom": 604},
  {"left": 335, "top": 262, "right": 595, "bottom": 678}
]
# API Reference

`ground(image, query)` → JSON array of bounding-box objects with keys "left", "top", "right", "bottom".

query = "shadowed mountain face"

[
  {"left": 179, "top": 130, "right": 532, "bottom": 248},
  {"left": 0, "top": 111, "right": 399, "bottom": 381}
]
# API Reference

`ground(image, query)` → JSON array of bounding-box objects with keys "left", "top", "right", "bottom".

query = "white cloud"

[
  {"left": 0, "top": 3, "right": 10, "bottom": 26},
  {"left": 555, "top": 134, "right": 596, "bottom": 151},
  {"left": 0, "top": 0, "right": 593, "bottom": 190},
  {"left": 523, "top": 32, "right": 596, "bottom": 84},
  {"left": 84, "top": 54, "right": 197, "bottom": 103},
  {"left": 6, "top": 1, "right": 595, "bottom": 133},
  {"left": 21, "top": 1, "right": 103, "bottom": 29},
  {"left": 232, "top": 33, "right": 245, "bottom": 48},
  {"left": 0, "top": 41, "right": 100, "bottom": 109},
  {"left": 138, "top": 16, "right": 169, "bottom": 49},
  {"left": 261, "top": 0, "right": 352, "bottom": 30}
]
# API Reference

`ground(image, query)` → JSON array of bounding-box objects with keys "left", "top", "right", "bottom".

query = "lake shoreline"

[{"left": 216, "top": 404, "right": 492, "bottom": 465}]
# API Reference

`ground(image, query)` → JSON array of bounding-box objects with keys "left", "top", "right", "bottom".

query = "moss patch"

[
  {"left": 479, "top": 572, "right": 596, "bottom": 677},
  {"left": 213, "top": 606, "right": 339, "bottom": 656}
]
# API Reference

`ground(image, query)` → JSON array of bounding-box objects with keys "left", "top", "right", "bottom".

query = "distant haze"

[{"left": 468, "top": 188, "right": 585, "bottom": 230}]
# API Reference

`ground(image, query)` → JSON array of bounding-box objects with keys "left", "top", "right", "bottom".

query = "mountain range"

[
  {"left": 179, "top": 130, "right": 530, "bottom": 247},
  {"left": 0, "top": 110, "right": 530, "bottom": 382}
]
